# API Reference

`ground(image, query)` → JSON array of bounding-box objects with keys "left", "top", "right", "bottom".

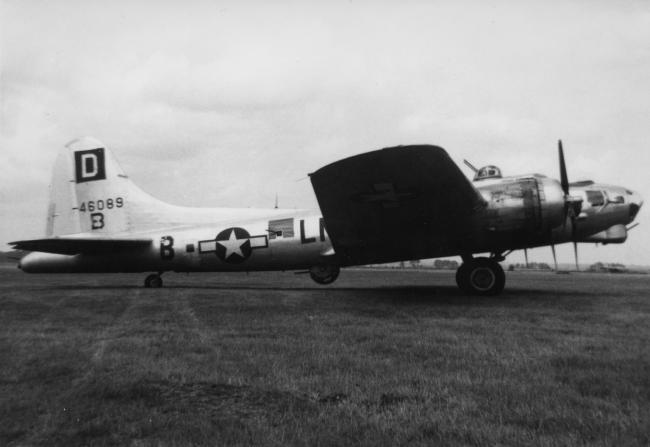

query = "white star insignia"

[{"left": 217, "top": 229, "right": 246, "bottom": 259}]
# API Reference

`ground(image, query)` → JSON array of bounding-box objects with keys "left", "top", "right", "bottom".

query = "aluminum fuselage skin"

[{"left": 20, "top": 176, "right": 642, "bottom": 273}]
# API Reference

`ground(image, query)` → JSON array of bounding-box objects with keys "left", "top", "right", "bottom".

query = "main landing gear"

[
  {"left": 144, "top": 273, "right": 163, "bottom": 288},
  {"left": 309, "top": 264, "right": 340, "bottom": 285},
  {"left": 455, "top": 256, "right": 505, "bottom": 296}
]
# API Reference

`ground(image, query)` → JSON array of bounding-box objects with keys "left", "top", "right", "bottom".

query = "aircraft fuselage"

[
  {"left": 20, "top": 176, "right": 639, "bottom": 274},
  {"left": 13, "top": 139, "right": 643, "bottom": 294},
  {"left": 20, "top": 213, "right": 331, "bottom": 273}
]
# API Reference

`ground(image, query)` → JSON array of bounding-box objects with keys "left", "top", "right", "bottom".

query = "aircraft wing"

[
  {"left": 8, "top": 237, "right": 152, "bottom": 255},
  {"left": 309, "top": 145, "right": 485, "bottom": 266}
]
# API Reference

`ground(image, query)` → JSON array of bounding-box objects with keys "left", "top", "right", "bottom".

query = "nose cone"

[{"left": 628, "top": 190, "right": 643, "bottom": 221}]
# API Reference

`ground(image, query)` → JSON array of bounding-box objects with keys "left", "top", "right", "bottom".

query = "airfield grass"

[{"left": 0, "top": 267, "right": 648, "bottom": 446}]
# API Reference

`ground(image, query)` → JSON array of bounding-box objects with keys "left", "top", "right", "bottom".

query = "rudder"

[{"left": 46, "top": 137, "right": 139, "bottom": 236}]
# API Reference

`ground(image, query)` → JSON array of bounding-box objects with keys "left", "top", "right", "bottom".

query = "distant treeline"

[
  {"left": 507, "top": 262, "right": 552, "bottom": 271},
  {"left": 0, "top": 250, "right": 26, "bottom": 264},
  {"left": 587, "top": 262, "right": 628, "bottom": 273}
]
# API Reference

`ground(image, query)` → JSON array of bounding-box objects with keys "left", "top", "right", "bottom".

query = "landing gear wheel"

[
  {"left": 455, "top": 263, "right": 470, "bottom": 292},
  {"left": 456, "top": 258, "right": 505, "bottom": 296},
  {"left": 309, "top": 265, "right": 340, "bottom": 285},
  {"left": 144, "top": 274, "right": 163, "bottom": 288}
]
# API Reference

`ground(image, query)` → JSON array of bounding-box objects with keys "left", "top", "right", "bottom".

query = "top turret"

[{"left": 474, "top": 165, "right": 502, "bottom": 181}]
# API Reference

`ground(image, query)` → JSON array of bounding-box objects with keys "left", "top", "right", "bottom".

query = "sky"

[{"left": 1, "top": 0, "right": 649, "bottom": 266}]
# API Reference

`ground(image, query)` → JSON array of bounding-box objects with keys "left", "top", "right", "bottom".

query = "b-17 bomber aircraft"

[{"left": 10, "top": 137, "right": 643, "bottom": 295}]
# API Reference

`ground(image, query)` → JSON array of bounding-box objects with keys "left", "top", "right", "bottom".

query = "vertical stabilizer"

[
  {"left": 45, "top": 137, "right": 272, "bottom": 237},
  {"left": 46, "top": 137, "right": 146, "bottom": 236}
]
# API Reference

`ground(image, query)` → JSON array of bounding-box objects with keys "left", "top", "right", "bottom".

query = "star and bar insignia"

[{"left": 198, "top": 227, "right": 268, "bottom": 264}]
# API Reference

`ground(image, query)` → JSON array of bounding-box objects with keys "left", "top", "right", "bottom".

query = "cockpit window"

[{"left": 586, "top": 190, "right": 604, "bottom": 207}]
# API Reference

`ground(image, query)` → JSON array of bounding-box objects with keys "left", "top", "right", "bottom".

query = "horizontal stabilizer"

[{"left": 9, "top": 237, "right": 152, "bottom": 255}]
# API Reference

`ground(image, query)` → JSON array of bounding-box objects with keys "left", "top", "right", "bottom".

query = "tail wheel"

[
  {"left": 309, "top": 264, "right": 340, "bottom": 285},
  {"left": 457, "top": 258, "right": 505, "bottom": 296},
  {"left": 144, "top": 274, "right": 163, "bottom": 288}
]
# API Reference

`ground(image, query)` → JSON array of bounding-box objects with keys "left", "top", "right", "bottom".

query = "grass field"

[{"left": 0, "top": 267, "right": 648, "bottom": 446}]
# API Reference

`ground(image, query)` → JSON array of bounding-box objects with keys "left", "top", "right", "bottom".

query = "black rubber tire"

[
  {"left": 144, "top": 274, "right": 163, "bottom": 288},
  {"left": 458, "top": 258, "right": 505, "bottom": 296},
  {"left": 309, "top": 265, "right": 340, "bottom": 285},
  {"left": 455, "top": 263, "right": 471, "bottom": 292}
]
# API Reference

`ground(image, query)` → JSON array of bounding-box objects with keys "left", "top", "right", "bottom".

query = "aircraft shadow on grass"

[{"left": 47, "top": 283, "right": 594, "bottom": 301}]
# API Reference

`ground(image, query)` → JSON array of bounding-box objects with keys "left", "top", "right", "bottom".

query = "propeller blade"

[
  {"left": 557, "top": 139, "right": 583, "bottom": 237},
  {"left": 559, "top": 140, "right": 569, "bottom": 196},
  {"left": 571, "top": 211, "right": 578, "bottom": 240},
  {"left": 573, "top": 241, "right": 579, "bottom": 271},
  {"left": 551, "top": 244, "right": 558, "bottom": 271},
  {"left": 524, "top": 248, "right": 529, "bottom": 268}
]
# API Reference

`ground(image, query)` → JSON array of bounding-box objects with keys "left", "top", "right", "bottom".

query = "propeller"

[
  {"left": 559, "top": 140, "right": 569, "bottom": 194},
  {"left": 551, "top": 244, "right": 558, "bottom": 271},
  {"left": 558, "top": 140, "right": 583, "bottom": 271},
  {"left": 524, "top": 248, "right": 529, "bottom": 268}
]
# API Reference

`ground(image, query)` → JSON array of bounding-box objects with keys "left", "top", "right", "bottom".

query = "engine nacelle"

[{"left": 477, "top": 176, "right": 565, "bottom": 235}]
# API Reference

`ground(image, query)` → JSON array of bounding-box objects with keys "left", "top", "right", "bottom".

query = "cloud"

[{"left": 1, "top": 0, "right": 649, "bottom": 263}]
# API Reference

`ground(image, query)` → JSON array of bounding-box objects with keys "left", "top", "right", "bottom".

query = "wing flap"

[
  {"left": 309, "top": 145, "right": 484, "bottom": 265},
  {"left": 9, "top": 237, "right": 152, "bottom": 255}
]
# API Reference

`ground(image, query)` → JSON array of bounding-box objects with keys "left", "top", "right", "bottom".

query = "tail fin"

[{"left": 46, "top": 137, "right": 163, "bottom": 236}]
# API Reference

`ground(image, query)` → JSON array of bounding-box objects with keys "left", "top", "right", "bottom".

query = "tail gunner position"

[{"left": 11, "top": 138, "right": 642, "bottom": 295}]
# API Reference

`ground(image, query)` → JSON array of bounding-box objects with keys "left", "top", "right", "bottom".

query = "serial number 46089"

[{"left": 79, "top": 197, "right": 124, "bottom": 212}]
